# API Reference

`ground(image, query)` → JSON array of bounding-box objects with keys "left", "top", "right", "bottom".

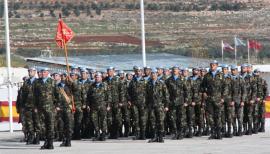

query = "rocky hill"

[{"left": 0, "top": 0, "right": 270, "bottom": 64}]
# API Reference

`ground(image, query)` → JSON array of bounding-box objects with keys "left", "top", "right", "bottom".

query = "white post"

[
  {"left": 221, "top": 40, "right": 224, "bottom": 63},
  {"left": 140, "top": 0, "right": 146, "bottom": 67},
  {"left": 247, "top": 39, "right": 250, "bottom": 64},
  {"left": 234, "top": 37, "right": 237, "bottom": 65},
  {"left": 4, "top": 0, "right": 13, "bottom": 133}
]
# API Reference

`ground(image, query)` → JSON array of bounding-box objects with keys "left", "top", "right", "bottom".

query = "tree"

[
  {"left": 96, "top": 8, "right": 101, "bottom": 15},
  {"left": 86, "top": 6, "right": 92, "bottom": 16},
  {"left": 62, "top": 7, "right": 70, "bottom": 17},
  {"left": 40, "top": 12, "right": 44, "bottom": 17},
  {"left": 50, "top": 9, "right": 56, "bottom": 17},
  {"left": 74, "top": 6, "right": 80, "bottom": 17},
  {"left": 54, "top": 1, "right": 62, "bottom": 9},
  {"left": 79, "top": 2, "right": 85, "bottom": 10},
  {"left": 0, "top": 3, "right": 3, "bottom": 18}
]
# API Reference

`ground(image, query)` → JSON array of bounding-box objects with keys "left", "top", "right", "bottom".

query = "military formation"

[{"left": 16, "top": 60, "right": 268, "bottom": 150}]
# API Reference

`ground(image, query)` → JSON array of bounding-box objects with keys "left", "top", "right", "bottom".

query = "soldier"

[
  {"left": 202, "top": 60, "right": 224, "bottom": 139},
  {"left": 182, "top": 68, "right": 194, "bottom": 138},
  {"left": 87, "top": 73, "right": 111, "bottom": 141},
  {"left": 221, "top": 64, "right": 233, "bottom": 138},
  {"left": 104, "top": 67, "right": 123, "bottom": 139},
  {"left": 70, "top": 72, "right": 83, "bottom": 140},
  {"left": 34, "top": 68, "right": 57, "bottom": 149},
  {"left": 118, "top": 70, "right": 131, "bottom": 137},
  {"left": 243, "top": 64, "right": 257, "bottom": 135},
  {"left": 21, "top": 67, "right": 41, "bottom": 145},
  {"left": 190, "top": 68, "right": 203, "bottom": 137},
  {"left": 253, "top": 69, "right": 268, "bottom": 132},
  {"left": 129, "top": 67, "right": 147, "bottom": 140},
  {"left": 80, "top": 69, "right": 94, "bottom": 139},
  {"left": 55, "top": 73, "right": 74, "bottom": 147},
  {"left": 231, "top": 65, "right": 246, "bottom": 136},
  {"left": 163, "top": 68, "right": 171, "bottom": 80},
  {"left": 146, "top": 69, "right": 169, "bottom": 143},
  {"left": 143, "top": 66, "right": 151, "bottom": 81},
  {"left": 165, "top": 66, "right": 188, "bottom": 140}
]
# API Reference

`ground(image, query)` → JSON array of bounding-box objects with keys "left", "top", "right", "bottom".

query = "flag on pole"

[
  {"left": 222, "top": 42, "right": 234, "bottom": 51},
  {"left": 235, "top": 37, "right": 246, "bottom": 46},
  {"left": 248, "top": 40, "right": 262, "bottom": 51},
  {"left": 55, "top": 18, "right": 75, "bottom": 48}
]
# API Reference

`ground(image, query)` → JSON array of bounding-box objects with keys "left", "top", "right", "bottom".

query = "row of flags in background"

[{"left": 222, "top": 37, "right": 263, "bottom": 52}]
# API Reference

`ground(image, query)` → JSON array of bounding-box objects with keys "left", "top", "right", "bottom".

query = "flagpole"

[
  {"left": 234, "top": 36, "right": 237, "bottom": 65},
  {"left": 63, "top": 42, "right": 70, "bottom": 75},
  {"left": 140, "top": 0, "right": 146, "bottom": 67},
  {"left": 4, "top": 0, "right": 13, "bottom": 133},
  {"left": 247, "top": 39, "right": 250, "bottom": 64},
  {"left": 221, "top": 40, "right": 224, "bottom": 63}
]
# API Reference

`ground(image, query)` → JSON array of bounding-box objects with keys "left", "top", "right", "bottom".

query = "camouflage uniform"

[
  {"left": 146, "top": 79, "right": 169, "bottom": 142},
  {"left": 165, "top": 75, "right": 188, "bottom": 139},
  {"left": 254, "top": 75, "right": 268, "bottom": 132},
  {"left": 34, "top": 77, "right": 57, "bottom": 149},
  {"left": 243, "top": 73, "right": 257, "bottom": 135},
  {"left": 87, "top": 82, "right": 111, "bottom": 141},
  {"left": 231, "top": 74, "right": 246, "bottom": 136},
  {"left": 71, "top": 79, "right": 83, "bottom": 139},
  {"left": 184, "top": 76, "right": 194, "bottom": 138},
  {"left": 128, "top": 76, "right": 147, "bottom": 140},
  {"left": 119, "top": 78, "right": 131, "bottom": 137},
  {"left": 104, "top": 76, "right": 123, "bottom": 139},
  {"left": 202, "top": 70, "right": 224, "bottom": 139},
  {"left": 80, "top": 78, "right": 93, "bottom": 138},
  {"left": 56, "top": 81, "right": 74, "bottom": 147},
  {"left": 21, "top": 77, "right": 41, "bottom": 144},
  {"left": 222, "top": 74, "right": 233, "bottom": 137},
  {"left": 189, "top": 75, "right": 203, "bottom": 136}
]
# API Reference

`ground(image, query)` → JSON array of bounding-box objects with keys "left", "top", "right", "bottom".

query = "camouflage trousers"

[
  {"left": 23, "top": 108, "right": 40, "bottom": 135},
  {"left": 39, "top": 107, "right": 55, "bottom": 140},
  {"left": 224, "top": 101, "right": 235, "bottom": 129},
  {"left": 257, "top": 100, "right": 265, "bottom": 130},
  {"left": 206, "top": 99, "right": 222, "bottom": 132},
  {"left": 244, "top": 101, "right": 257, "bottom": 130},
  {"left": 234, "top": 103, "right": 243, "bottom": 131},
  {"left": 186, "top": 105, "right": 195, "bottom": 128},
  {"left": 107, "top": 104, "right": 121, "bottom": 137},
  {"left": 91, "top": 106, "right": 107, "bottom": 134},
  {"left": 73, "top": 104, "right": 83, "bottom": 138},
  {"left": 119, "top": 104, "right": 130, "bottom": 136},
  {"left": 54, "top": 111, "right": 64, "bottom": 140},
  {"left": 81, "top": 109, "right": 94, "bottom": 138},
  {"left": 60, "top": 109, "right": 73, "bottom": 138},
  {"left": 169, "top": 104, "right": 187, "bottom": 133},
  {"left": 147, "top": 106, "right": 165, "bottom": 133},
  {"left": 194, "top": 103, "right": 204, "bottom": 129},
  {"left": 130, "top": 104, "right": 146, "bottom": 134}
]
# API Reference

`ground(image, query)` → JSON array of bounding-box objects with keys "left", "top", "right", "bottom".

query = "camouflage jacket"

[
  {"left": 21, "top": 77, "right": 37, "bottom": 108},
  {"left": 231, "top": 75, "right": 246, "bottom": 103},
  {"left": 34, "top": 77, "right": 57, "bottom": 109},
  {"left": 104, "top": 76, "right": 124, "bottom": 105},
  {"left": 189, "top": 76, "right": 203, "bottom": 103},
  {"left": 146, "top": 79, "right": 170, "bottom": 108},
  {"left": 165, "top": 75, "right": 188, "bottom": 106},
  {"left": 87, "top": 82, "right": 112, "bottom": 109},
  {"left": 119, "top": 78, "right": 131, "bottom": 104},
  {"left": 128, "top": 77, "right": 147, "bottom": 106},
  {"left": 71, "top": 79, "right": 83, "bottom": 107},
  {"left": 201, "top": 71, "right": 224, "bottom": 101},
  {"left": 243, "top": 74, "right": 257, "bottom": 101},
  {"left": 254, "top": 76, "right": 268, "bottom": 100},
  {"left": 80, "top": 79, "right": 92, "bottom": 107},
  {"left": 222, "top": 74, "right": 232, "bottom": 102}
]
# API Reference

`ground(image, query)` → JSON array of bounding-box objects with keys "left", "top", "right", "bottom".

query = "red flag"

[
  {"left": 55, "top": 18, "right": 74, "bottom": 48},
  {"left": 248, "top": 40, "right": 262, "bottom": 51}
]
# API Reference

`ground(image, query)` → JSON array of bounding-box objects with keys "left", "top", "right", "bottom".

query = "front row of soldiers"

[{"left": 16, "top": 60, "right": 268, "bottom": 149}]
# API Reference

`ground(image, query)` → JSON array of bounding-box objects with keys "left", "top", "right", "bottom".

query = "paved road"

[{"left": 0, "top": 129, "right": 270, "bottom": 154}]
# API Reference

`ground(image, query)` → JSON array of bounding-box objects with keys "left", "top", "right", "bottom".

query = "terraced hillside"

[{"left": 0, "top": 0, "right": 270, "bottom": 64}]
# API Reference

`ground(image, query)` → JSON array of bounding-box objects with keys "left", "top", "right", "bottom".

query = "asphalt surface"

[{"left": 0, "top": 122, "right": 270, "bottom": 154}]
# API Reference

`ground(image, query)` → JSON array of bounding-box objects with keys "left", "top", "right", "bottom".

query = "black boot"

[
  {"left": 148, "top": 131, "right": 158, "bottom": 143},
  {"left": 259, "top": 122, "right": 265, "bottom": 132},
  {"left": 139, "top": 131, "right": 146, "bottom": 140},
  {"left": 232, "top": 127, "right": 237, "bottom": 136},
  {"left": 186, "top": 127, "right": 193, "bottom": 138},
  {"left": 196, "top": 127, "right": 202, "bottom": 137},
  {"left": 237, "top": 126, "right": 243, "bottom": 136},
  {"left": 253, "top": 124, "right": 258, "bottom": 134},
  {"left": 216, "top": 127, "right": 223, "bottom": 140},
  {"left": 92, "top": 131, "right": 100, "bottom": 141},
  {"left": 46, "top": 139, "right": 54, "bottom": 149},
  {"left": 65, "top": 137, "right": 71, "bottom": 147},
  {"left": 171, "top": 131, "right": 178, "bottom": 140},
  {"left": 177, "top": 129, "right": 184, "bottom": 140},
  {"left": 226, "top": 127, "right": 233, "bottom": 138},
  {"left": 26, "top": 133, "right": 34, "bottom": 145},
  {"left": 133, "top": 131, "right": 140, "bottom": 140},
  {"left": 158, "top": 132, "right": 164, "bottom": 143},
  {"left": 208, "top": 128, "right": 215, "bottom": 140},
  {"left": 124, "top": 124, "right": 130, "bottom": 137},
  {"left": 60, "top": 138, "right": 66, "bottom": 147},
  {"left": 99, "top": 132, "right": 106, "bottom": 141},
  {"left": 40, "top": 140, "right": 48, "bottom": 149},
  {"left": 246, "top": 124, "right": 252, "bottom": 135},
  {"left": 33, "top": 133, "right": 40, "bottom": 145}
]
